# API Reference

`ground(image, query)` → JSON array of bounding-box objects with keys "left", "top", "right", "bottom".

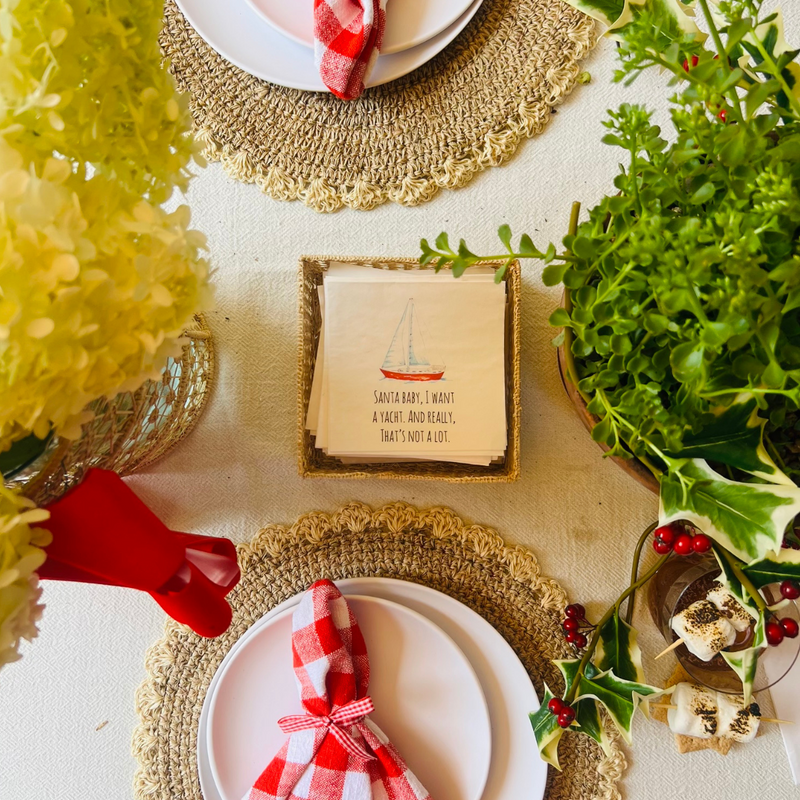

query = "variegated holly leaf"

[
  {"left": 530, "top": 685, "right": 566, "bottom": 769},
  {"left": 562, "top": 0, "right": 702, "bottom": 44},
  {"left": 744, "top": 547, "right": 800, "bottom": 587},
  {"left": 666, "top": 395, "right": 792, "bottom": 486},
  {"left": 659, "top": 459, "right": 800, "bottom": 563},
  {"left": 573, "top": 666, "right": 664, "bottom": 743},
  {"left": 720, "top": 612, "right": 766, "bottom": 705},
  {"left": 594, "top": 611, "right": 645, "bottom": 684},
  {"left": 557, "top": 660, "right": 615, "bottom": 755},
  {"left": 529, "top": 660, "right": 614, "bottom": 769}
]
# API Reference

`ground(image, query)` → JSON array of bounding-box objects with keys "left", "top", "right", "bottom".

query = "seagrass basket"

[{"left": 298, "top": 257, "right": 521, "bottom": 482}]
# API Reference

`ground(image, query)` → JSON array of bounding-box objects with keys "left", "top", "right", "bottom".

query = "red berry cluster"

[
  {"left": 652, "top": 523, "right": 712, "bottom": 556},
  {"left": 682, "top": 54, "right": 699, "bottom": 72},
  {"left": 766, "top": 617, "right": 799, "bottom": 646},
  {"left": 766, "top": 581, "right": 800, "bottom": 645},
  {"left": 547, "top": 697, "right": 576, "bottom": 729},
  {"left": 562, "top": 603, "right": 591, "bottom": 649}
]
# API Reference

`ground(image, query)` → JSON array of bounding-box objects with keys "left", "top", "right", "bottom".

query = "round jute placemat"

[
  {"left": 159, "top": 0, "right": 595, "bottom": 212},
  {"left": 132, "top": 502, "right": 625, "bottom": 800}
]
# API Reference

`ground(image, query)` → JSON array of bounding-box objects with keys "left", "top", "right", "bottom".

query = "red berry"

[
  {"left": 718, "top": 109, "right": 727, "bottom": 123},
  {"left": 563, "top": 618, "right": 579, "bottom": 632},
  {"left": 766, "top": 621, "right": 785, "bottom": 646},
  {"left": 781, "top": 618, "right": 799, "bottom": 639},
  {"left": 692, "top": 534, "right": 712, "bottom": 554},
  {"left": 653, "top": 538, "right": 672, "bottom": 555},
  {"left": 565, "top": 630, "right": 578, "bottom": 644},
  {"left": 682, "top": 54, "right": 699, "bottom": 73},
  {"left": 548, "top": 697, "right": 565, "bottom": 715},
  {"left": 574, "top": 633, "right": 588, "bottom": 648},
  {"left": 781, "top": 580, "right": 800, "bottom": 600},
  {"left": 557, "top": 707, "right": 576, "bottom": 728},
  {"left": 565, "top": 604, "right": 585, "bottom": 620},
  {"left": 674, "top": 534, "right": 694, "bottom": 556},
  {"left": 654, "top": 525, "right": 677, "bottom": 546}
]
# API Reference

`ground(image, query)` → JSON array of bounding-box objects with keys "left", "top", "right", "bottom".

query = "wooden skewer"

[
  {"left": 654, "top": 638, "right": 684, "bottom": 660},
  {"left": 651, "top": 703, "right": 793, "bottom": 724}
]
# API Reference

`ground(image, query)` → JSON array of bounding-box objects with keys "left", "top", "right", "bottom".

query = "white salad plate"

[
  {"left": 245, "top": 0, "right": 477, "bottom": 56},
  {"left": 207, "top": 594, "right": 491, "bottom": 800},
  {"left": 174, "top": 0, "right": 484, "bottom": 91},
  {"left": 198, "top": 578, "right": 547, "bottom": 800}
]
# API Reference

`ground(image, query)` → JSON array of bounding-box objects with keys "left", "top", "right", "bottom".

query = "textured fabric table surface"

[{"left": 2, "top": 27, "right": 799, "bottom": 800}]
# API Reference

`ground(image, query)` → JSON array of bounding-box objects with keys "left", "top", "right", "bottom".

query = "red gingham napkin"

[
  {"left": 244, "top": 579, "right": 432, "bottom": 800},
  {"left": 313, "top": 0, "right": 387, "bottom": 100}
]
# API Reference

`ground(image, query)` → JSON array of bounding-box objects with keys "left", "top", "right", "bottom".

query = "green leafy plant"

[{"left": 421, "top": 0, "right": 800, "bottom": 765}]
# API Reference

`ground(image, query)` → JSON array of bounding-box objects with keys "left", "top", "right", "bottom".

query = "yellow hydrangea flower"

[
  {"left": 0, "top": 486, "right": 51, "bottom": 667},
  {"left": 0, "top": 0, "right": 214, "bottom": 669}
]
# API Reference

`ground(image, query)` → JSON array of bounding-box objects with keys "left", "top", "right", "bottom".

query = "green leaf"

[
  {"left": 720, "top": 612, "right": 765, "bottom": 704},
  {"left": 434, "top": 232, "right": 451, "bottom": 252},
  {"left": 744, "top": 548, "right": 800, "bottom": 588},
  {"left": 542, "top": 262, "right": 570, "bottom": 286},
  {"left": 555, "top": 660, "right": 614, "bottom": 754},
  {"left": 659, "top": 459, "right": 800, "bottom": 562},
  {"left": 498, "top": 224, "right": 512, "bottom": 251},
  {"left": 594, "top": 611, "right": 645, "bottom": 683},
  {"left": 573, "top": 667, "right": 664, "bottom": 743},
  {"left": 529, "top": 686, "right": 565, "bottom": 769},
  {"left": 689, "top": 182, "right": 717, "bottom": 204},
  {"left": 549, "top": 307, "right": 572, "bottom": 327},
  {"left": 665, "top": 395, "right": 790, "bottom": 484},
  {"left": 519, "top": 234, "right": 537, "bottom": 255},
  {"left": 670, "top": 341, "right": 705, "bottom": 382}
]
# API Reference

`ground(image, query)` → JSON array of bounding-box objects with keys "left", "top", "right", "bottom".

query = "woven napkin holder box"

[{"left": 297, "top": 256, "right": 521, "bottom": 482}]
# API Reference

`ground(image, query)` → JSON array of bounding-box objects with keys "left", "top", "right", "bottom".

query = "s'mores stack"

[
  {"left": 670, "top": 583, "right": 755, "bottom": 661},
  {"left": 667, "top": 682, "right": 760, "bottom": 743}
]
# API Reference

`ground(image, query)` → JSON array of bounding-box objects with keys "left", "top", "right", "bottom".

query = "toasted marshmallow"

[
  {"left": 717, "top": 693, "right": 760, "bottom": 743},
  {"left": 706, "top": 583, "right": 754, "bottom": 633},
  {"left": 671, "top": 600, "right": 737, "bottom": 661},
  {"left": 668, "top": 682, "right": 719, "bottom": 739}
]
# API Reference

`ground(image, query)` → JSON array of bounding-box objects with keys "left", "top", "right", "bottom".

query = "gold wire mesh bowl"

[{"left": 7, "top": 314, "right": 215, "bottom": 506}]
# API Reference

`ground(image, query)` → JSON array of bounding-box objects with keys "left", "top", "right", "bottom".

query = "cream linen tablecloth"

[{"left": 2, "top": 24, "right": 799, "bottom": 800}]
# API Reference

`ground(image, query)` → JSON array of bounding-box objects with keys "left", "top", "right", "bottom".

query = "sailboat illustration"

[{"left": 380, "top": 299, "right": 446, "bottom": 382}]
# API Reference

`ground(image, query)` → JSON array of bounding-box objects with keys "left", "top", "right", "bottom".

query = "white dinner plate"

[
  {"left": 207, "top": 594, "right": 491, "bottom": 800},
  {"left": 246, "top": 0, "right": 477, "bottom": 56},
  {"left": 198, "top": 578, "right": 547, "bottom": 800},
  {"left": 174, "top": 0, "right": 483, "bottom": 91}
]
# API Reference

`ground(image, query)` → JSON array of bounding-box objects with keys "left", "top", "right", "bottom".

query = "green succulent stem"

[{"left": 625, "top": 521, "right": 659, "bottom": 625}]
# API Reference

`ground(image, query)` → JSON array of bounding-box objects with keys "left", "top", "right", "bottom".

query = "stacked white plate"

[
  {"left": 198, "top": 577, "right": 548, "bottom": 800},
  {"left": 174, "top": 0, "right": 486, "bottom": 90}
]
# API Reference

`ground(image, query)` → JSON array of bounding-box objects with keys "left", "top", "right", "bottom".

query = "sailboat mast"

[{"left": 407, "top": 299, "right": 415, "bottom": 367}]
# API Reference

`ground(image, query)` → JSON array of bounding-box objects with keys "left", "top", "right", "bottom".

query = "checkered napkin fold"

[
  {"left": 244, "top": 579, "right": 432, "bottom": 800},
  {"left": 314, "top": 0, "right": 388, "bottom": 100}
]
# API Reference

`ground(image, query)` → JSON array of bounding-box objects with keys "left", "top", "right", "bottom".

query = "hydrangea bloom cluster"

[
  {"left": 0, "top": 0, "right": 213, "bottom": 666},
  {"left": 0, "top": 486, "right": 51, "bottom": 667}
]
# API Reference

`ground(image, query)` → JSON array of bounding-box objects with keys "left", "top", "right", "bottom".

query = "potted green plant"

[{"left": 421, "top": 0, "right": 800, "bottom": 765}]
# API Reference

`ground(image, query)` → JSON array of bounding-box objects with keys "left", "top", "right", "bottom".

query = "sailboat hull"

[{"left": 380, "top": 368, "right": 445, "bottom": 382}]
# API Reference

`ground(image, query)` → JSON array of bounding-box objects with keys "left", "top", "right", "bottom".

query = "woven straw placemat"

[
  {"left": 132, "top": 502, "right": 624, "bottom": 800},
  {"left": 160, "top": 0, "right": 595, "bottom": 212}
]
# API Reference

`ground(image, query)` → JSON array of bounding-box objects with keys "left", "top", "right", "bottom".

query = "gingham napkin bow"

[
  {"left": 313, "top": 0, "right": 388, "bottom": 100},
  {"left": 278, "top": 697, "right": 376, "bottom": 760},
  {"left": 244, "top": 580, "right": 432, "bottom": 800}
]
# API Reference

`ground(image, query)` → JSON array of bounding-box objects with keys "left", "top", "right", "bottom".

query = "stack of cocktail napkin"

[{"left": 306, "top": 264, "right": 507, "bottom": 465}]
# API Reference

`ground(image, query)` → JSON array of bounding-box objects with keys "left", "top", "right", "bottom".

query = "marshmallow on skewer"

[
  {"left": 667, "top": 682, "right": 719, "bottom": 739},
  {"left": 671, "top": 600, "right": 737, "bottom": 661},
  {"left": 717, "top": 692, "right": 760, "bottom": 743},
  {"left": 706, "top": 583, "right": 754, "bottom": 633}
]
